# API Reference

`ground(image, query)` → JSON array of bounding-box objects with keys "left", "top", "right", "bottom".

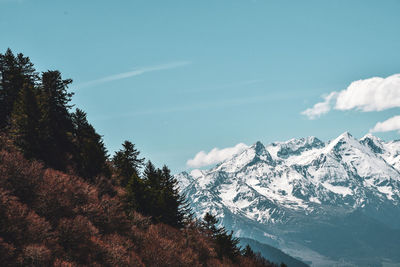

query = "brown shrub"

[
  {"left": 0, "top": 189, "right": 53, "bottom": 246},
  {"left": 20, "top": 244, "right": 52, "bottom": 266},
  {"left": 81, "top": 195, "right": 130, "bottom": 235},
  {"left": 90, "top": 234, "right": 144, "bottom": 267},
  {"left": 53, "top": 258, "right": 78, "bottom": 267},
  {"left": 130, "top": 211, "right": 152, "bottom": 230},
  {"left": 0, "top": 145, "right": 273, "bottom": 267},
  {"left": 0, "top": 237, "right": 17, "bottom": 266},
  {"left": 138, "top": 224, "right": 203, "bottom": 267},
  {"left": 95, "top": 175, "right": 117, "bottom": 198},
  {"left": 0, "top": 150, "right": 44, "bottom": 204},
  {"left": 0, "top": 133, "right": 15, "bottom": 152},
  {"left": 34, "top": 169, "right": 97, "bottom": 224},
  {"left": 56, "top": 215, "right": 99, "bottom": 264}
]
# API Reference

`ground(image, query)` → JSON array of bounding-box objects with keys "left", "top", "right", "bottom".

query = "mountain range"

[{"left": 175, "top": 132, "right": 400, "bottom": 266}]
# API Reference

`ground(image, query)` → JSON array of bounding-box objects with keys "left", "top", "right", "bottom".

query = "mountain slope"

[{"left": 176, "top": 132, "right": 400, "bottom": 266}]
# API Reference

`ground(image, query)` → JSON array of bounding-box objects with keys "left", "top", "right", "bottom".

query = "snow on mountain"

[
  {"left": 175, "top": 132, "right": 400, "bottom": 266},
  {"left": 361, "top": 133, "right": 400, "bottom": 172}
]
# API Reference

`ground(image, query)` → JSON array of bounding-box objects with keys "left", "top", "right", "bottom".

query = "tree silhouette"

[
  {"left": 10, "top": 83, "right": 41, "bottom": 159},
  {"left": 112, "top": 140, "right": 144, "bottom": 187},
  {"left": 38, "top": 70, "right": 74, "bottom": 170},
  {"left": 72, "top": 108, "right": 109, "bottom": 180},
  {"left": 202, "top": 212, "right": 241, "bottom": 261},
  {"left": 0, "top": 48, "right": 38, "bottom": 129}
]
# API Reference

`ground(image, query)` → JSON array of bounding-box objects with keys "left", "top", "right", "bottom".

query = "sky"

[{"left": 1, "top": 0, "right": 400, "bottom": 173}]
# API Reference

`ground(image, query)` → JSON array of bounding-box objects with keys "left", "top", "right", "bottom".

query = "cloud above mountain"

[
  {"left": 302, "top": 74, "right": 400, "bottom": 119},
  {"left": 187, "top": 143, "right": 248, "bottom": 168},
  {"left": 370, "top": 115, "right": 400, "bottom": 134},
  {"left": 301, "top": 92, "right": 338, "bottom": 119}
]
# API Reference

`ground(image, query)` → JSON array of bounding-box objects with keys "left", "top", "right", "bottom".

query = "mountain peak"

[
  {"left": 325, "top": 131, "right": 360, "bottom": 152},
  {"left": 213, "top": 141, "right": 272, "bottom": 172},
  {"left": 360, "top": 133, "right": 384, "bottom": 154},
  {"left": 271, "top": 136, "right": 325, "bottom": 159},
  {"left": 253, "top": 141, "right": 266, "bottom": 155},
  {"left": 360, "top": 133, "right": 382, "bottom": 142},
  {"left": 176, "top": 132, "right": 400, "bottom": 267},
  {"left": 330, "top": 131, "right": 355, "bottom": 144},
  {"left": 338, "top": 131, "right": 353, "bottom": 139},
  {"left": 361, "top": 133, "right": 374, "bottom": 139},
  {"left": 252, "top": 141, "right": 274, "bottom": 163}
]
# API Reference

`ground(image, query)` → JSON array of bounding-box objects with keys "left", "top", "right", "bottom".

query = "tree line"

[
  {"left": 0, "top": 48, "right": 189, "bottom": 229},
  {"left": 0, "top": 48, "right": 281, "bottom": 266}
]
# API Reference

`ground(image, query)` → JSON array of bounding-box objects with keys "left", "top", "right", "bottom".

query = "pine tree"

[
  {"left": 141, "top": 161, "right": 163, "bottom": 221},
  {"left": 201, "top": 212, "right": 241, "bottom": 261},
  {"left": 10, "top": 83, "right": 41, "bottom": 159},
  {"left": 112, "top": 141, "right": 144, "bottom": 187},
  {"left": 125, "top": 161, "right": 190, "bottom": 228},
  {"left": 124, "top": 161, "right": 155, "bottom": 219},
  {"left": 0, "top": 49, "right": 38, "bottom": 129},
  {"left": 71, "top": 108, "right": 109, "bottom": 181},
  {"left": 38, "top": 70, "right": 74, "bottom": 170},
  {"left": 242, "top": 244, "right": 255, "bottom": 258},
  {"left": 202, "top": 212, "right": 219, "bottom": 233},
  {"left": 214, "top": 229, "right": 240, "bottom": 261},
  {"left": 125, "top": 172, "right": 146, "bottom": 214},
  {"left": 159, "top": 165, "right": 190, "bottom": 228}
]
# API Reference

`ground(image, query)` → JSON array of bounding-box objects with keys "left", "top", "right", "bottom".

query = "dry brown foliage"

[{"left": 0, "top": 142, "right": 275, "bottom": 266}]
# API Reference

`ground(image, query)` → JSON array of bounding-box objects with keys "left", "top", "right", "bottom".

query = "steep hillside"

[
  {"left": 0, "top": 49, "right": 276, "bottom": 267},
  {"left": 0, "top": 136, "right": 277, "bottom": 266}
]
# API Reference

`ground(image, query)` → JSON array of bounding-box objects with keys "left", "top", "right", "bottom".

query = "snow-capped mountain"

[{"left": 175, "top": 132, "right": 400, "bottom": 267}]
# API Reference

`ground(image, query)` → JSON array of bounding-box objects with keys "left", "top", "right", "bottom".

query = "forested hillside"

[{"left": 0, "top": 48, "right": 281, "bottom": 266}]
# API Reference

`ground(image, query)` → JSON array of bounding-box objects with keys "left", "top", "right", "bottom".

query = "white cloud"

[
  {"left": 301, "top": 92, "right": 338, "bottom": 120},
  {"left": 187, "top": 143, "right": 248, "bottom": 168},
  {"left": 335, "top": 74, "right": 400, "bottom": 111},
  {"left": 370, "top": 115, "right": 400, "bottom": 134},
  {"left": 78, "top": 61, "right": 191, "bottom": 88},
  {"left": 302, "top": 74, "right": 400, "bottom": 119}
]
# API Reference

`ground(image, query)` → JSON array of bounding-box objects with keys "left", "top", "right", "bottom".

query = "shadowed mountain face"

[{"left": 176, "top": 132, "right": 400, "bottom": 267}]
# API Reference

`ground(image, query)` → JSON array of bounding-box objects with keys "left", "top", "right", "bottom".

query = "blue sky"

[{"left": 1, "top": 0, "right": 400, "bottom": 172}]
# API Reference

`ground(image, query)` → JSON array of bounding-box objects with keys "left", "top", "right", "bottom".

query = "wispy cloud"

[
  {"left": 77, "top": 61, "right": 191, "bottom": 88},
  {"left": 301, "top": 92, "right": 338, "bottom": 120},
  {"left": 187, "top": 143, "right": 248, "bottom": 168},
  {"left": 301, "top": 74, "right": 400, "bottom": 119}
]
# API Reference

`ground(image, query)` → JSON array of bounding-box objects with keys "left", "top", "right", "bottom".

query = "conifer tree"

[
  {"left": 242, "top": 244, "right": 255, "bottom": 258},
  {"left": 38, "top": 70, "right": 74, "bottom": 170},
  {"left": 202, "top": 212, "right": 220, "bottom": 234},
  {"left": 71, "top": 108, "right": 109, "bottom": 181},
  {"left": 125, "top": 172, "right": 146, "bottom": 214},
  {"left": 124, "top": 160, "right": 156, "bottom": 219},
  {"left": 0, "top": 49, "right": 38, "bottom": 129},
  {"left": 159, "top": 165, "right": 189, "bottom": 228},
  {"left": 201, "top": 212, "right": 241, "bottom": 261},
  {"left": 214, "top": 229, "right": 240, "bottom": 261},
  {"left": 10, "top": 83, "right": 41, "bottom": 159},
  {"left": 125, "top": 161, "right": 190, "bottom": 228},
  {"left": 141, "top": 161, "right": 162, "bottom": 220},
  {"left": 112, "top": 141, "right": 144, "bottom": 187}
]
